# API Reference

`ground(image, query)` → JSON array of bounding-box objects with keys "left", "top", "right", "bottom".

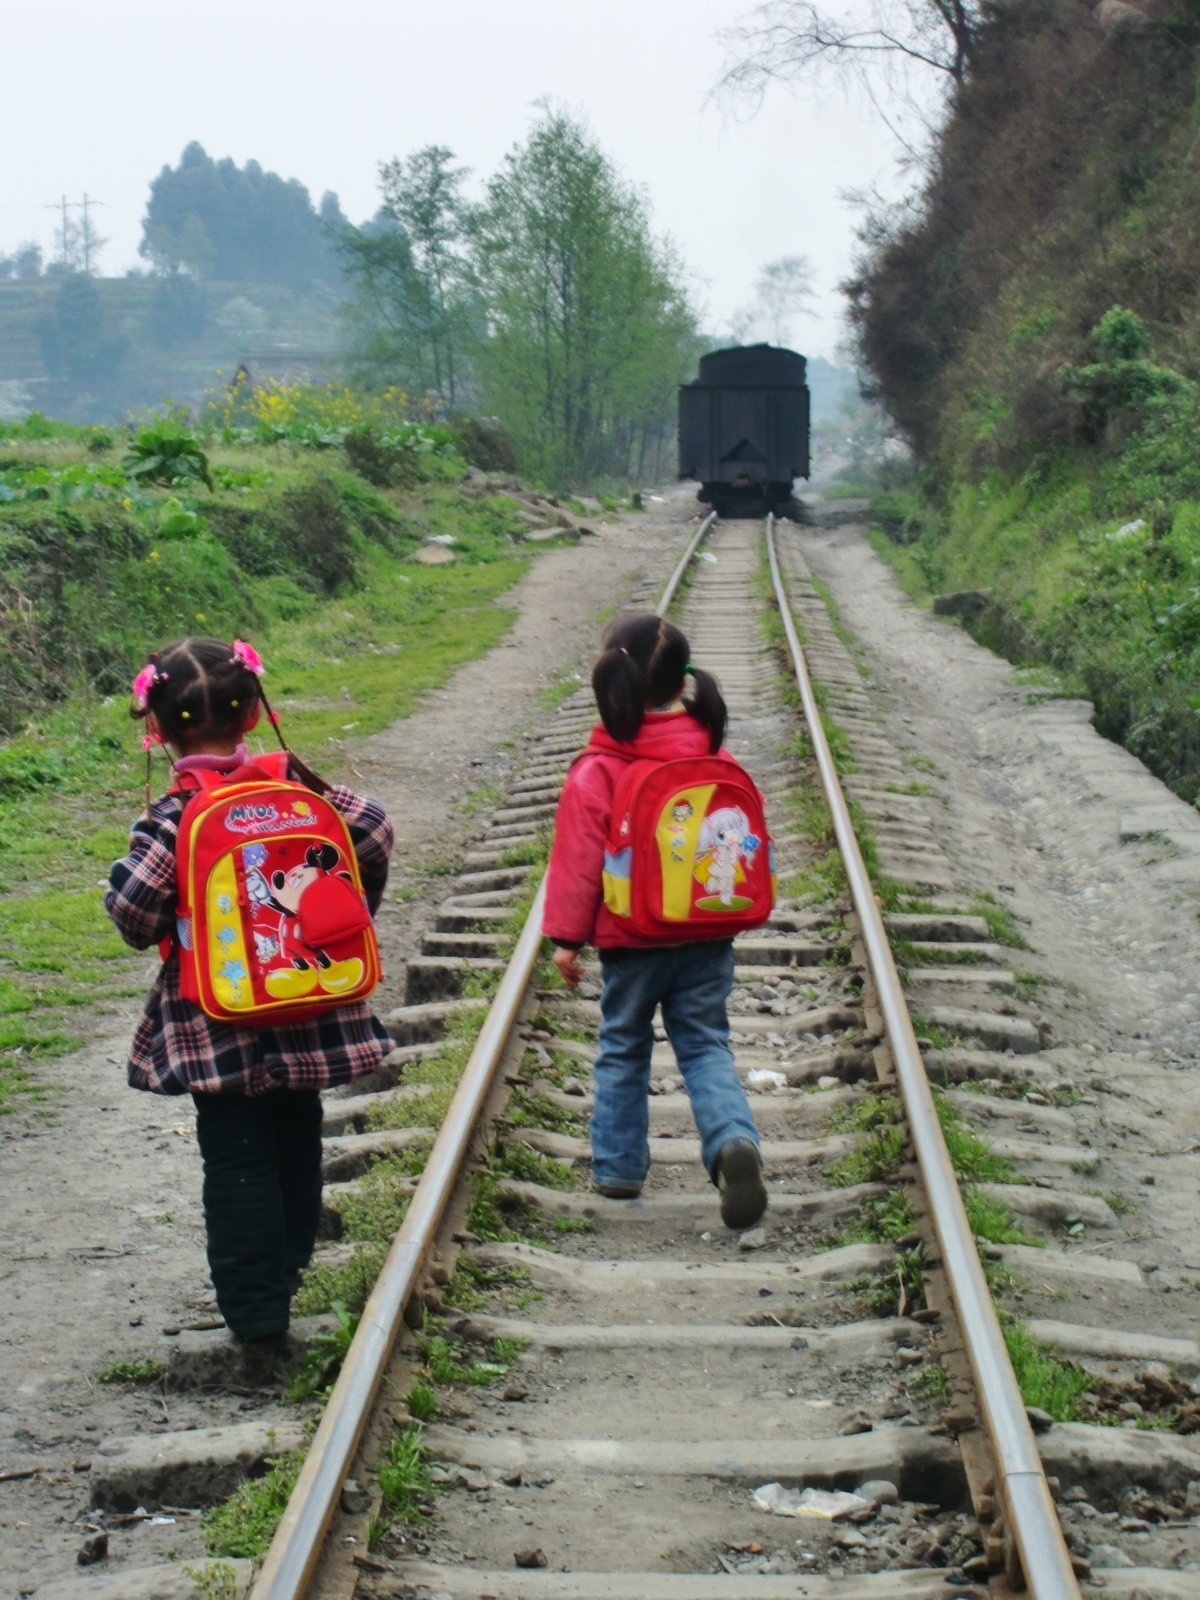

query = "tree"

[
  {"left": 471, "top": 107, "right": 700, "bottom": 482},
  {"left": 337, "top": 212, "right": 448, "bottom": 396},
  {"left": 13, "top": 241, "right": 43, "bottom": 279},
  {"left": 376, "top": 146, "right": 473, "bottom": 404},
  {"left": 717, "top": 0, "right": 987, "bottom": 150},
  {"left": 35, "top": 274, "right": 127, "bottom": 388},
  {"left": 139, "top": 142, "right": 338, "bottom": 288}
]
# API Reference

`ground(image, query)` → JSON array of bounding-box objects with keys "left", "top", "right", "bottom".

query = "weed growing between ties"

[
  {"left": 374, "top": 1317, "right": 530, "bottom": 1541},
  {"left": 375, "top": 1425, "right": 438, "bottom": 1534},
  {"left": 294, "top": 1146, "right": 428, "bottom": 1316},
  {"left": 1002, "top": 1319, "right": 1092, "bottom": 1422},
  {"left": 288, "top": 1302, "right": 360, "bottom": 1403},
  {"left": 185, "top": 1563, "right": 243, "bottom": 1600},
  {"left": 203, "top": 1448, "right": 305, "bottom": 1559},
  {"left": 911, "top": 1361, "right": 952, "bottom": 1406},
  {"left": 847, "top": 1243, "right": 926, "bottom": 1317},
  {"left": 832, "top": 1189, "right": 915, "bottom": 1247},
  {"left": 444, "top": 1256, "right": 539, "bottom": 1315}
]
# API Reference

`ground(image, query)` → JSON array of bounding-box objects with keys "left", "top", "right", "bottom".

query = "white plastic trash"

[
  {"left": 751, "top": 1483, "right": 871, "bottom": 1520},
  {"left": 746, "top": 1069, "right": 788, "bottom": 1091}
]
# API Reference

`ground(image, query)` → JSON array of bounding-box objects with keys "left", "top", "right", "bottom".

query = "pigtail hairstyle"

[
  {"left": 684, "top": 664, "right": 727, "bottom": 753},
  {"left": 129, "top": 636, "right": 331, "bottom": 797},
  {"left": 592, "top": 613, "right": 726, "bottom": 752}
]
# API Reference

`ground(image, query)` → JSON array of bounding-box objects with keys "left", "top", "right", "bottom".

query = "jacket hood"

[{"left": 585, "top": 709, "right": 714, "bottom": 762}]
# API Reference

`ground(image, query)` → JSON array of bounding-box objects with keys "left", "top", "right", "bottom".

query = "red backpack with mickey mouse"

[{"left": 166, "top": 751, "right": 381, "bottom": 1026}]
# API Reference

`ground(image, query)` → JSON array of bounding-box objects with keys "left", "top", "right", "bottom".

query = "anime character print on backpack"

[
  {"left": 105, "top": 637, "right": 394, "bottom": 1360},
  {"left": 544, "top": 613, "right": 772, "bottom": 1229}
]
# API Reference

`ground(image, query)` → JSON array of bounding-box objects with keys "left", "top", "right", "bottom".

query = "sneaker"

[
  {"left": 715, "top": 1139, "right": 767, "bottom": 1230},
  {"left": 591, "top": 1180, "right": 642, "bottom": 1200}
]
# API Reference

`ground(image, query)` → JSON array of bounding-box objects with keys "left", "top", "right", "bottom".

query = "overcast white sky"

[{"left": 1, "top": 1, "right": 910, "bottom": 361}]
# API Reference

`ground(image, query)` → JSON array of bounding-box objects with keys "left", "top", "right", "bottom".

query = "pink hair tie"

[
  {"left": 231, "top": 638, "right": 265, "bottom": 676},
  {"left": 131, "top": 661, "right": 168, "bottom": 710}
]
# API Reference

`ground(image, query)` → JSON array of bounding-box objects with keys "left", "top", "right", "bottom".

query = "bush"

[
  {"left": 342, "top": 424, "right": 423, "bottom": 489},
  {"left": 449, "top": 415, "right": 518, "bottom": 473}
]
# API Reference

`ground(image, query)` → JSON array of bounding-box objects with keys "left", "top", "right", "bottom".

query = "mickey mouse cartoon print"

[{"left": 244, "top": 839, "right": 367, "bottom": 1001}]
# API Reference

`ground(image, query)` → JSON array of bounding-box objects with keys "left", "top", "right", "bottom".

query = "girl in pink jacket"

[{"left": 544, "top": 614, "right": 766, "bottom": 1229}]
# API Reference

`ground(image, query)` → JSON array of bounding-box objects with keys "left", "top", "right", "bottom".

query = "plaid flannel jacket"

[{"left": 105, "top": 778, "right": 395, "bottom": 1095}]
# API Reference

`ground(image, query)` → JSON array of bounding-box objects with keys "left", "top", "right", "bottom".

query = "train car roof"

[{"left": 687, "top": 343, "right": 808, "bottom": 388}]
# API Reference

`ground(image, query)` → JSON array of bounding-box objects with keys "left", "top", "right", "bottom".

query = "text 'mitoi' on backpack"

[
  {"left": 602, "top": 753, "right": 776, "bottom": 939},
  {"left": 166, "top": 751, "right": 381, "bottom": 1025}
]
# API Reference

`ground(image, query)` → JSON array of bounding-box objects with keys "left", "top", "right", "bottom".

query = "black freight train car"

[{"left": 678, "top": 344, "right": 810, "bottom": 515}]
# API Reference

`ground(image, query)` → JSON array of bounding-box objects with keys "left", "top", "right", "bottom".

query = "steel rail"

[
  {"left": 765, "top": 516, "right": 1081, "bottom": 1599},
  {"left": 250, "top": 510, "right": 716, "bottom": 1600}
]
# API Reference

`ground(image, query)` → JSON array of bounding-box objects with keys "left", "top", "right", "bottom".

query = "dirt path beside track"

[{"left": 795, "top": 514, "right": 1200, "bottom": 1065}]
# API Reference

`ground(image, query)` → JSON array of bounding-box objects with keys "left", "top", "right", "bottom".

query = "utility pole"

[
  {"left": 78, "top": 194, "right": 104, "bottom": 275},
  {"left": 45, "top": 195, "right": 72, "bottom": 268},
  {"left": 42, "top": 193, "right": 105, "bottom": 273}
]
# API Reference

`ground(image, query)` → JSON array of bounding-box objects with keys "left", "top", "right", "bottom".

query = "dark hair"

[
  {"left": 591, "top": 613, "right": 726, "bottom": 751},
  {"left": 130, "top": 637, "right": 265, "bottom": 749}
]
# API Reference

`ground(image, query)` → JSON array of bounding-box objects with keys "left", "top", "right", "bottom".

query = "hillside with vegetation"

[{"left": 842, "top": 0, "right": 1200, "bottom": 799}]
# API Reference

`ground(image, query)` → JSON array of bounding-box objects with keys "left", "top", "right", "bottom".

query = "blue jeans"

[{"left": 590, "top": 941, "right": 760, "bottom": 1190}]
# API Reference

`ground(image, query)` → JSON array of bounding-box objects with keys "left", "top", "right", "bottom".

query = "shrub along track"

[{"left": 34, "top": 514, "right": 1200, "bottom": 1599}]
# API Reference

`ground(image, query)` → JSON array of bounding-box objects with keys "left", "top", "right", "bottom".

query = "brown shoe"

[{"left": 716, "top": 1140, "right": 766, "bottom": 1230}]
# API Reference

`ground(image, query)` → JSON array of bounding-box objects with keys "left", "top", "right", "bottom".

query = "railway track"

[{"left": 36, "top": 511, "right": 1200, "bottom": 1600}]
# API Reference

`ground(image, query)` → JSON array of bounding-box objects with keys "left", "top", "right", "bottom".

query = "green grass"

[
  {"left": 96, "top": 1357, "right": 165, "bottom": 1385},
  {"left": 495, "top": 1139, "right": 578, "bottom": 1191},
  {"left": 832, "top": 1188, "right": 914, "bottom": 1246},
  {"left": 185, "top": 1564, "right": 243, "bottom": 1600},
  {"left": 828, "top": 1093, "right": 902, "bottom": 1134},
  {"left": 376, "top": 1425, "right": 437, "bottom": 1531},
  {"left": 288, "top": 1302, "right": 359, "bottom": 1402},
  {"left": 848, "top": 1243, "right": 925, "bottom": 1316},
  {"left": 934, "top": 1091, "right": 1018, "bottom": 1184},
  {"left": 203, "top": 1448, "right": 304, "bottom": 1558},
  {"left": 1003, "top": 1319, "right": 1092, "bottom": 1421},
  {"left": 963, "top": 1187, "right": 1040, "bottom": 1247},
  {"left": 828, "top": 1124, "right": 907, "bottom": 1187},
  {"left": 505, "top": 1086, "right": 587, "bottom": 1137},
  {"left": 911, "top": 1362, "right": 951, "bottom": 1405}
]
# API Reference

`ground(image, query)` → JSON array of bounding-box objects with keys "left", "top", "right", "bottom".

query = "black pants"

[{"left": 191, "top": 1089, "right": 323, "bottom": 1341}]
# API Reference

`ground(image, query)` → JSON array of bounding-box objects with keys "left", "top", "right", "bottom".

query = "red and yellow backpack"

[
  {"left": 601, "top": 753, "right": 775, "bottom": 940},
  {"left": 165, "top": 752, "right": 381, "bottom": 1026}
]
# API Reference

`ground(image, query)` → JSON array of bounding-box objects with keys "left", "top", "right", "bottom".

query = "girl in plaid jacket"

[{"left": 105, "top": 637, "right": 394, "bottom": 1348}]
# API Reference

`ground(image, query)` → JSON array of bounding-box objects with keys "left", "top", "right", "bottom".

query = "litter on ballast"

[
  {"left": 746, "top": 1069, "right": 788, "bottom": 1091},
  {"left": 695, "top": 551, "right": 719, "bottom": 563},
  {"left": 752, "top": 1483, "right": 871, "bottom": 1520}
]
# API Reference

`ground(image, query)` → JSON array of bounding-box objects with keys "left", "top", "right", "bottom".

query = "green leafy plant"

[
  {"left": 376, "top": 1426, "right": 438, "bottom": 1530},
  {"left": 123, "top": 418, "right": 214, "bottom": 491},
  {"left": 288, "top": 1302, "right": 359, "bottom": 1401}
]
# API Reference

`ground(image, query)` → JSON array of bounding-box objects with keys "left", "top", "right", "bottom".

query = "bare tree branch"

[{"left": 715, "top": 0, "right": 985, "bottom": 130}]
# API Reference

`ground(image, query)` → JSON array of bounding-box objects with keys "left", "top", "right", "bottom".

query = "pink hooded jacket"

[{"left": 543, "top": 708, "right": 724, "bottom": 951}]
